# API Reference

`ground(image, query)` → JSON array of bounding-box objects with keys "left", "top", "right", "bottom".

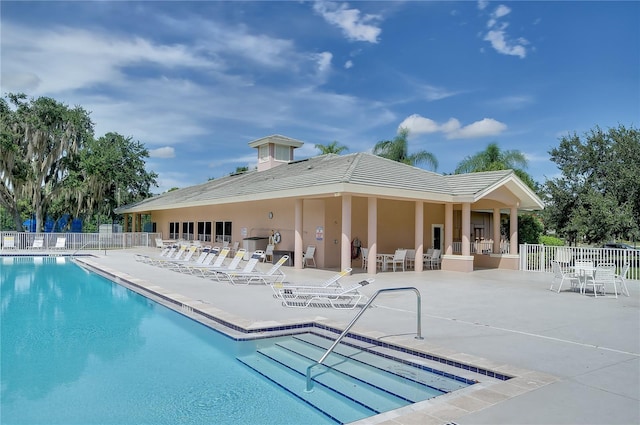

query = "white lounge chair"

[
  {"left": 148, "top": 244, "right": 186, "bottom": 265},
  {"left": 271, "top": 268, "right": 353, "bottom": 298},
  {"left": 2, "top": 235, "right": 16, "bottom": 250},
  {"left": 54, "top": 237, "right": 66, "bottom": 250},
  {"left": 158, "top": 245, "right": 199, "bottom": 269},
  {"left": 279, "top": 278, "right": 373, "bottom": 309},
  {"left": 32, "top": 237, "right": 44, "bottom": 249},
  {"left": 196, "top": 249, "right": 246, "bottom": 278},
  {"left": 179, "top": 247, "right": 221, "bottom": 274},
  {"left": 214, "top": 252, "right": 288, "bottom": 285}
]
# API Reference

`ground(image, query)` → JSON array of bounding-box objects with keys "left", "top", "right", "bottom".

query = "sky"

[{"left": 2, "top": 1, "right": 639, "bottom": 194}]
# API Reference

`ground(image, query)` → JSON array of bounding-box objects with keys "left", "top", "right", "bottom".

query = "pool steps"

[{"left": 237, "top": 333, "right": 468, "bottom": 424}]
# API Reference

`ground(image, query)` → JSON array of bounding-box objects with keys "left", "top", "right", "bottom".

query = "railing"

[
  {"left": 452, "top": 240, "right": 510, "bottom": 254},
  {"left": 520, "top": 243, "right": 640, "bottom": 281},
  {"left": 0, "top": 231, "right": 162, "bottom": 251},
  {"left": 305, "top": 287, "right": 423, "bottom": 392}
]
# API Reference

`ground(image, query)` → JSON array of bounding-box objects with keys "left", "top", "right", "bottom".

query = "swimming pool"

[
  {"left": 1, "top": 256, "right": 480, "bottom": 424},
  {"left": 1, "top": 257, "right": 332, "bottom": 424}
]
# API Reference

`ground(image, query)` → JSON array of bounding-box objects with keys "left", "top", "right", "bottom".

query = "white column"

[
  {"left": 510, "top": 206, "right": 518, "bottom": 255},
  {"left": 294, "top": 199, "right": 303, "bottom": 269},
  {"left": 462, "top": 203, "right": 471, "bottom": 256},
  {"left": 341, "top": 195, "right": 352, "bottom": 272},
  {"left": 493, "top": 208, "right": 501, "bottom": 254},
  {"left": 368, "top": 197, "right": 377, "bottom": 274},
  {"left": 415, "top": 201, "right": 424, "bottom": 272},
  {"left": 445, "top": 203, "right": 453, "bottom": 255}
]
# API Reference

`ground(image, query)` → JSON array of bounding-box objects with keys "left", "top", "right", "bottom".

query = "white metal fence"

[
  {"left": 520, "top": 243, "right": 640, "bottom": 281},
  {"left": 2, "top": 232, "right": 637, "bottom": 281},
  {"left": 452, "top": 240, "right": 510, "bottom": 254},
  {"left": 0, "top": 231, "right": 162, "bottom": 252}
]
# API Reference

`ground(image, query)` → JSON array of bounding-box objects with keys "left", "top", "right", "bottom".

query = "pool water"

[{"left": 1, "top": 257, "right": 332, "bottom": 424}]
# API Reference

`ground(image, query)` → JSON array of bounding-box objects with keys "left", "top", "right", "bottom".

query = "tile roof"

[{"left": 116, "top": 153, "right": 542, "bottom": 213}]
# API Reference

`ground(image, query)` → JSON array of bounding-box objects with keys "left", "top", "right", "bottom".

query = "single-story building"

[{"left": 116, "top": 135, "right": 543, "bottom": 273}]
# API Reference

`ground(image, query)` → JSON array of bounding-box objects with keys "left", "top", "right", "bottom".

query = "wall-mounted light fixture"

[{"left": 268, "top": 212, "right": 274, "bottom": 219}]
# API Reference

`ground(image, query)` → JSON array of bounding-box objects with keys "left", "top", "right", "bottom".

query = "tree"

[
  {"left": 372, "top": 127, "right": 438, "bottom": 170},
  {"left": 454, "top": 142, "right": 537, "bottom": 189},
  {"left": 315, "top": 141, "right": 348, "bottom": 155},
  {"left": 67, "top": 132, "right": 158, "bottom": 221},
  {"left": 543, "top": 125, "right": 640, "bottom": 245},
  {"left": 0, "top": 93, "right": 93, "bottom": 231}
]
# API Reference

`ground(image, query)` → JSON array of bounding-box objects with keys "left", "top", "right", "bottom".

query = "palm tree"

[
  {"left": 372, "top": 127, "right": 438, "bottom": 170},
  {"left": 315, "top": 141, "right": 348, "bottom": 155},
  {"left": 454, "top": 142, "right": 536, "bottom": 189}
]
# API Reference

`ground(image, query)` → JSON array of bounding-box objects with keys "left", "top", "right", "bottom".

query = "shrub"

[{"left": 540, "top": 235, "right": 564, "bottom": 246}]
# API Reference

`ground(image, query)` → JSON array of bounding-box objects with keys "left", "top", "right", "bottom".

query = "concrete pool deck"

[{"left": 69, "top": 249, "right": 639, "bottom": 425}]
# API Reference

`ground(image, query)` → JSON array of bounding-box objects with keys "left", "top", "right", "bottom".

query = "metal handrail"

[
  {"left": 305, "top": 286, "right": 423, "bottom": 392},
  {"left": 72, "top": 240, "right": 104, "bottom": 256}
]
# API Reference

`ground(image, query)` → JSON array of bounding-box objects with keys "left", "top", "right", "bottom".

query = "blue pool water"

[{"left": 0, "top": 257, "right": 332, "bottom": 424}]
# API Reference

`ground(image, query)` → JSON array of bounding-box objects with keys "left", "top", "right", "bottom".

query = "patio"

[{"left": 74, "top": 249, "right": 639, "bottom": 424}]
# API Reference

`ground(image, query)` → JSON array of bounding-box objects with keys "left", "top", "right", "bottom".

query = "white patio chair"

[
  {"left": 574, "top": 260, "right": 595, "bottom": 292},
  {"left": 549, "top": 261, "right": 579, "bottom": 293},
  {"left": 361, "top": 247, "right": 369, "bottom": 269},
  {"left": 302, "top": 245, "right": 316, "bottom": 268},
  {"left": 383, "top": 249, "right": 407, "bottom": 272},
  {"left": 615, "top": 263, "right": 630, "bottom": 297},
  {"left": 405, "top": 249, "right": 416, "bottom": 270},
  {"left": 425, "top": 249, "right": 441, "bottom": 269},
  {"left": 586, "top": 263, "right": 616, "bottom": 298},
  {"left": 422, "top": 248, "right": 434, "bottom": 267},
  {"left": 263, "top": 244, "right": 274, "bottom": 263}
]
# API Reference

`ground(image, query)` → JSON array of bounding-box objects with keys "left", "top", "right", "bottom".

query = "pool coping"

[{"left": 71, "top": 256, "right": 559, "bottom": 425}]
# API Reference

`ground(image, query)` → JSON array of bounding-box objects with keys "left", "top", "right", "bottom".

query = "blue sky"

[{"left": 2, "top": 1, "right": 638, "bottom": 194}]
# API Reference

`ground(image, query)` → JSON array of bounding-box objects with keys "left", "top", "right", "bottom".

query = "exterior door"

[{"left": 432, "top": 224, "right": 443, "bottom": 251}]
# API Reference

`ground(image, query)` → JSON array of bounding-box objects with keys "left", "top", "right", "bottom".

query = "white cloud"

[
  {"left": 344, "top": 60, "right": 354, "bottom": 69},
  {"left": 313, "top": 1, "right": 382, "bottom": 43},
  {"left": 481, "top": 4, "right": 528, "bottom": 59},
  {"left": 484, "top": 30, "right": 527, "bottom": 59},
  {"left": 399, "top": 114, "right": 507, "bottom": 139},
  {"left": 486, "top": 95, "right": 534, "bottom": 110},
  {"left": 448, "top": 118, "right": 507, "bottom": 139},
  {"left": 149, "top": 147, "right": 176, "bottom": 158},
  {"left": 493, "top": 5, "right": 511, "bottom": 19},
  {"left": 422, "top": 84, "right": 460, "bottom": 101},
  {"left": 399, "top": 114, "right": 441, "bottom": 134},
  {"left": 314, "top": 51, "right": 333, "bottom": 75},
  {"left": 477, "top": 1, "right": 489, "bottom": 11},
  {"left": 0, "top": 22, "right": 219, "bottom": 95}
]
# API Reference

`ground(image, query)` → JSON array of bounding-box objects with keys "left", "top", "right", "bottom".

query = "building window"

[
  {"left": 258, "top": 145, "right": 269, "bottom": 162},
  {"left": 182, "top": 222, "right": 194, "bottom": 241},
  {"left": 215, "top": 221, "right": 232, "bottom": 244},
  {"left": 197, "top": 221, "right": 212, "bottom": 242},
  {"left": 169, "top": 222, "right": 180, "bottom": 239},
  {"left": 274, "top": 144, "right": 290, "bottom": 161}
]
